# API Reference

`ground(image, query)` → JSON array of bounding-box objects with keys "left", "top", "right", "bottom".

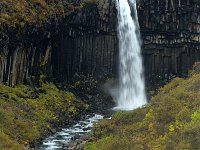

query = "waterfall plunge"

[{"left": 114, "top": 0, "right": 147, "bottom": 110}]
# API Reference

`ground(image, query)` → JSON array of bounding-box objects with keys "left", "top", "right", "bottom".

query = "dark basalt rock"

[
  {"left": 138, "top": 0, "right": 200, "bottom": 84},
  {"left": 0, "top": 0, "right": 117, "bottom": 86},
  {"left": 71, "top": 134, "right": 81, "bottom": 141},
  {"left": 0, "top": 0, "right": 200, "bottom": 87}
]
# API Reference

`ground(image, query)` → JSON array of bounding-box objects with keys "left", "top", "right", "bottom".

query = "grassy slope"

[
  {"left": 85, "top": 69, "right": 200, "bottom": 150},
  {"left": 0, "top": 83, "right": 88, "bottom": 150}
]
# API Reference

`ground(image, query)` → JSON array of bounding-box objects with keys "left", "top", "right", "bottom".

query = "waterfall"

[{"left": 114, "top": 0, "right": 147, "bottom": 110}]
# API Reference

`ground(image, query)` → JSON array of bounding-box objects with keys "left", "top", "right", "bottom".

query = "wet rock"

[
  {"left": 103, "top": 115, "right": 111, "bottom": 119},
  {"left": 67, "top": 141, "right": 81, "bottom": 150},
  {"left": 62, "top": 144, "right": 68, "bottom": 148},
  {"left": 49, "top": 128, "right": 57, "bottom": 134},
  {"left": 80, "top": 134, "right": 90, "bottom": 141},
  {"left": 79, "top": 122, "right": 87, "bottom": 127},
  {"left": 83, "top": 127, "right": 91, "bottom": 131},
  {"left": 71, "top": 134, "right": 81, "bottom": 141},
  {"left": 56, "top": 135, "right": 63, "bottom": 140}
]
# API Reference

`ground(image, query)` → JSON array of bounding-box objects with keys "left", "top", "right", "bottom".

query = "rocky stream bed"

[{"left": 38, "top": 113, "right": 111, "bottom": 150}]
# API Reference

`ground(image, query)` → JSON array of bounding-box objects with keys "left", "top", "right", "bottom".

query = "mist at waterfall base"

[{"left": 109, "top": 0, "right": 147, "bottom": 111}]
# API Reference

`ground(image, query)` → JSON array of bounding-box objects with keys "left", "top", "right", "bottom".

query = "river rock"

[
  {"left": 80, "top": 134, "right": 90, "bottom": 141},
  {"left": 83, "top": 127, "right": 91, "bottom": 131},
  {"left": 71, "top": 134, "right": 81, "bottom": 141},
  {"left": 56, "top": 135, "right": 63, "bottom": 140},
  {"left": 49, "top": 128, "right": 57, "bottom": 134}
]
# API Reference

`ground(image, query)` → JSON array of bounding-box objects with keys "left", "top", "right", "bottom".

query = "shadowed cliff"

[
  {"left": 0, "top": 0, "right": 200, "bottom": 86},
  {"left": 138, "top": 0, "right": 200, "bottom": 83}
]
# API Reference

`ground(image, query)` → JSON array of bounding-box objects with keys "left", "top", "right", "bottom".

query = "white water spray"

[{"left": 114, "top": 0, "right": 147, "bottom": 110}]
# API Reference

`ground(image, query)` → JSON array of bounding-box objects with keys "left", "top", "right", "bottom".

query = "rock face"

[
  {"left": 52, "top": 0, "right": 118, "bottom": 82},
  {"left": 0, "top": 24, "right": 57, "bottom": 86},
  {"left": 138, "top": 0, "right": 200, "bottom": 82},
  {"left": 0, "top": 0, "right": 117, "bottom": 86},
  {"left": 56, "top": 0, "right": 200, "bottom": 83},
  {"left": 0, "top": 0, "right": 200, "bottom": 86}
]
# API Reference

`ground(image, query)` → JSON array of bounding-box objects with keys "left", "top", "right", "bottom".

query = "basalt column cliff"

[
  {"left": 0, "top": 0, "right": 118, "bottom": 86},
  {"left": 53, "top": 1, "right": 118, "bottom": 82},
  {"left": 57, "top": 0, "right": 200, "bottom": 83},
  {"left": 138, "top": 0, "right": 200, "bottom": 81},
  {"left": 0, "top": 0, "right": 200, "bottom": 86}
]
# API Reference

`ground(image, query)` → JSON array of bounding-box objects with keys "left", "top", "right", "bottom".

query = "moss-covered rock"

[{"left": 68, "top": 75, "right": 114, "bottom": 113}]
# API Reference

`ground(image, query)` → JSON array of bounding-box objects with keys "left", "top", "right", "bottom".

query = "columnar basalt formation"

[
  {"left": 137, "top": 0, "right": 200, "bottom": 82},
  {"left": 0, "top": 24, "right": 57, "bottom": 86},
  {"left": 53, "top": 0, "right": 118, "bottom": 82},
  {"left": 0, "top": 0, "right": 200, "bottom": 86},
  {"left": 0, "top": 0, "right": 117, "bottom": 86}
]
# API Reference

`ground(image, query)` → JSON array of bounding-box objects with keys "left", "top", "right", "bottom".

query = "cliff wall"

[
  {"left": 138, "top": 0, "right": 200, "bottom": 82},
  {"left": 52, "top": 0, "right": 118, "bottom": 82},
  {"left": 0, "top": 0, "right": 117, "bottom": 86},
  {"left": 0, "top": 0, "right": 200, "bottom": 86},
  {"left": 53, "top": 0, "right": 200, "bottom": 84},
  {"left": 0, "top": 0, "right": 65, "bottom": 86}
]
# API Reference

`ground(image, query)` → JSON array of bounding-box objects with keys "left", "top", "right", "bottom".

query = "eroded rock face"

[
  {"left": 0, "top": 0, "right": 200, "bottom": 86},
  {"left": 52, "top": 0, "right": 118, "bottom": 82},
  {"left": 138, "top": 0, "right": 200, "bottom": 82},
  {"left": 0, "top": 24, "right": 57, "bottom": 86},
  {"left": 0, "top": 0, "right": 117, "bottom": 86}
]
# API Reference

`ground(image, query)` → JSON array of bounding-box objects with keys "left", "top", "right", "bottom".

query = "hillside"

[
  {"left": 0, "top": 83, "right": 88, "bottom": 149},
  {"left": 85, "top": 63, "right": 200, "bottom": 150}
]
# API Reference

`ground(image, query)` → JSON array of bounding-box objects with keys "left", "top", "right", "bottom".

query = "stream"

[{"left": 39, "top": 113, "right": 108, "bottom": 150}]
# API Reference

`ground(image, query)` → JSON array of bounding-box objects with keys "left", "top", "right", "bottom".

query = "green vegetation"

[
  {"left": 69, "top": 75, "right": 99, "bottom": 95},
  {"left": 0, "top": 83, "right": 88, "bottom": 150},
  {"left": 85, "top": 67, "right": 200, "bottom": 149},
  {"left": 0, "top": 0, "right": 98, "bottom": 29},
  {"left": 80, "top": 0, "right": 97, "bottom": 8},
  {"left": 0, "top": 0, "right": 64, "bottom": 28}
]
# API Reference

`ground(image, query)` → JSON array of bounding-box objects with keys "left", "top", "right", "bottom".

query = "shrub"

[{"left": 85, "top": 69, "right": 200, "bottom": 149}]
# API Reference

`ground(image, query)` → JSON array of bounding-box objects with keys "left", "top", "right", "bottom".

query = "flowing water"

[
  {"left": 114, "top": 0, "right": 147, "bottom": 110},
  {"left": 39, "top": 114, "right": 105, "bottom": 150},
  {"left": 39, "top": 1, "right": 147, "bottom": 149}
]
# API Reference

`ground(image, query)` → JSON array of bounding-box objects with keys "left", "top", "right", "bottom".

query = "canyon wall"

[
  {"left": 56, "top": 0, "right": 200, "bottom": 84},
  {"left": 0, "top": 24, "right": 56, "bottom": 86},
  {"left": 0, "top": 0, "right": 200, "bottom": 86},
  {"left": 138, "top": 0, "right": 200, "bottom": 82},
  {"left": 52, "top": 1, "right": 118, "bottom": 82},
  {"left": 0, "top": 0, "right": 117, "bottom": 86}
]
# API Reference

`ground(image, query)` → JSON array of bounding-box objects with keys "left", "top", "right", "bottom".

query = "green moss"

[
  {"left": 0, "top": 0, "right": 64, "bottom": 28},
  {"left": 0, "top": 83, "right": 88, "bottom": 149},
  {"left": 85, "top": 70, "right": 200, "bottom": 149},
  {"left": 191, "top": 109, "right": 200, "bottom": 122}
]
